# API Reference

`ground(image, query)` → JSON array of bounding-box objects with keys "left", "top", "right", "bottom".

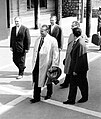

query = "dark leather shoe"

[
  {"left": 44, "top": 95, "right": 51, "bottom": 100},
  {"left": 60, "top": 83, "right": 69, "bottom": 88},
  {"left": 30, "top": 99, "right": 40, "bottom": 103},
  {"left": 77, "top": 98, "right": 88, "bottom": 103},
  {"left": 63, "top": 100, "right": 75, "bottom": 105}
]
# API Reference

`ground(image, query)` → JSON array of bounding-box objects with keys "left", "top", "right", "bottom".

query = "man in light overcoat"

[{"left": 30, "top": 25, "right": 59, "bottom": 103}]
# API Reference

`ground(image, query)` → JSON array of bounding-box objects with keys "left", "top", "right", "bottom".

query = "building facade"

[
  {"left": 1, "top": 0, "right": 101, "bottom": 41},
  {"left": 0, "top": 0, "right": 80, "bottom": 41},
  {"left": 0, "top": 0, "right": 56, "bottom": 41}
]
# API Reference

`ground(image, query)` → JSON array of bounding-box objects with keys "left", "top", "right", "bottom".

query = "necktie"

[
  {"left": 74, "top": 40, "right": 76, "bottom": 44},
  {"left": 16, "top": 26, "right": 19, "bottom": 36},
  {"left": 38, "top": 37, "right": 44, "bottom": 51},
  {"left": 72, "top": 41, "right": 76, "bottom": 48}
]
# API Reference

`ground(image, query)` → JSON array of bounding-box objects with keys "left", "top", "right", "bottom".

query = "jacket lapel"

[
  {"left": 52, "top": 24, "right": 57, "bottom": 34},
  {"left": 16, "top": 25, "right": 22, "bottom": 36}
]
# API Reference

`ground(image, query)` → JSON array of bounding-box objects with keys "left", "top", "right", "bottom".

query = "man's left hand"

[
  {"left": 73, "top": 72, "right": 77, "bottom": 76},
  {"left": 25, "top": 50, "right": 29, "bottom": 53}
]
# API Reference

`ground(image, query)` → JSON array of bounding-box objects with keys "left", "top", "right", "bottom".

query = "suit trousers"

[
  {"left": 32, "top": 50, "right": 41, "bottom": 100},
  {"left": 32, "top": 68, "right": 41, "bottom": 100},
  {"left": 63, "top": 74, "right": 71, "bottom": 85},
  {"left": 68, "top": 72, "right": 88, "bottom": 102},
  {"left": 46, "top": 83, "right": 53, "bottom": 96},
  {"left": 13, "top": 51, "right": 26, "bottom": 75}
]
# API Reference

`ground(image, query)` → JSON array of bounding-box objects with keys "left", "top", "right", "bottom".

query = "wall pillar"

[{"left": 0, "top": 0, "right": 8, "bottom": 40}]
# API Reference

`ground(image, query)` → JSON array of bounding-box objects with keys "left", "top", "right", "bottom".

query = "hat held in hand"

[{"left": 47, "top": 66, "right": 62, "bottom": 85}]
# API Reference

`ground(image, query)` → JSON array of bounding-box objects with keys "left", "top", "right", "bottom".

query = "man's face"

[
  {"left": 71, "top": 21, "right": 80, "bottom": 30},
  {"left": 71, "top": 23, "right": 77, "bottom": 29},
  {"left": 40, "top": 27, "right": 47, "bottom": 37},
  {"left": 15, "top": 18, "right": 21, "bottom": 27},
  {"left": 50, "top": 17, "right": 56, "bottom": 25}
]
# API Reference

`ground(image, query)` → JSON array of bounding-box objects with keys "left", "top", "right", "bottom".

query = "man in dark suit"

[
  {"left": 10, "top": 16, "right": 31, "bottom": 79},
  {"left": 48, "top": 16, "right": 63, "bottom": 50},
  {"left": 63, "top": 28, "right": 89, "bottom": 105}
]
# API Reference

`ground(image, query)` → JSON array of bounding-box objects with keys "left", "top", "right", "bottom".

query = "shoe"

[
  {"left": 16, "top": 75, "right": 23, "bottom": 79},
  {"left": 30, "top": 99, "right": 40, "bottom": 103},
  {"left": 44, "top": 95, "right": 51, "bottom": 100},
  {"left": 77, "top": 98, "right": 88, "bottom": 103},
  {"left": 63, "top": 100, "right": 75, "bottom": 105},
  {"left": 60, "top": 83, "right": 69, "bottom": 88}
]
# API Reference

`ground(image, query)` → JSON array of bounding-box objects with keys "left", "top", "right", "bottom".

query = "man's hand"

[
  {"left": 59, "top": 48, "right": 62, "bottom": 52},
  {"left": 73, "top": 72, "right": 77, "bottom": 76},
  {"left": 10, "top": 48, "right": 13, "bottom": 52},
  {"left": 25, "top": 50, "right": 29, "bottom": 53}
]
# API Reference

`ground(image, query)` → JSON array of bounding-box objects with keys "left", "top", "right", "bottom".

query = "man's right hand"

[{"left": 10, "top": 48, "right": 13, "bottom": 51}]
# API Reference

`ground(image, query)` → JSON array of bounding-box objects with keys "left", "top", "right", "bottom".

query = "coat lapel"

[
  {"left": 51, "top": 24, "right": 57, "bottom": 34},
  {"left": 16, "top": 25, "right": 23, "bottom": 36}
]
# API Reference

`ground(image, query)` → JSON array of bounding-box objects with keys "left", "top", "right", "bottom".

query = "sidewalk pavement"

[{"left": 1, "top": 15, "right": 101, "bottom": 119}]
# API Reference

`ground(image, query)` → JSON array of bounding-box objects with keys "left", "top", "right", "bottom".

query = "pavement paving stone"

[
  {"left": 0, "top": 90, "right": 19, "bottom": 105},
  {"left": 0, "top": 98, "right": 101, "bottom": 119}
]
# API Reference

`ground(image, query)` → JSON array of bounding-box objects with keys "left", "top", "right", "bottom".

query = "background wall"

[{"left": 0, "top": 0, "right": 8, "bottom": 41}]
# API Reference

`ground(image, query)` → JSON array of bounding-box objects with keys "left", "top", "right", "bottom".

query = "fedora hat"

[{"left": 47, "top": 66, "right": 62, "bottom": 85}]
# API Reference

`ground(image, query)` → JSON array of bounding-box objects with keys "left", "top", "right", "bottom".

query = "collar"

[
  {"left": 16, "top": 25, "right": 21, "bottom": 29},
  {"left": 51, "top": 24, "right": 56, "bottom": 27},
  {"left": 75, "top": 36, "right": 81, "bottom": 42}
]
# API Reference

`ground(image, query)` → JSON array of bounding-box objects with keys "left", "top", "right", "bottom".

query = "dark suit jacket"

[
  {"left": 69, "top": 37, "right": 89, "bottom": 74},
  {"left": 10, "top": 25, "right": 31, "bottom": 53},
  {"left": 48, "top": 24, "right": 63, "bottom": 49},
  {"left": 97, "top": 15, "right": 101, "bottom": 34}
]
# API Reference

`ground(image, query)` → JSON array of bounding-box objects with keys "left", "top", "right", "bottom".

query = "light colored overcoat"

[
  {"left": 64, "top": 33, "right": 74, "bottom": 74},
  {"left": 64, "top": 33, "right": 88, "bottom": 74},
  {"left": 32, "top": 34, "right": 59, "bottom": 87}
]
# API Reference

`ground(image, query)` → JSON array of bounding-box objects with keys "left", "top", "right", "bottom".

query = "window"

[
  {"left": 27, "top": 0, "right": 34, "bottom": 9},
  {"left": 27, "top": 0, "right": 47, "bottom": 10},
  {"left": 40, "top": 0, "right": 47, "bottom": 8}
]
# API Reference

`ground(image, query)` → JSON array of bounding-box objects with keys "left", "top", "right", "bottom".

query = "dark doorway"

[
  {"left": 27, "top": 0, "right": 34, "bottom": 9},
  {"left": 40, "top": 0, "right": 47, "bottom": 8}
]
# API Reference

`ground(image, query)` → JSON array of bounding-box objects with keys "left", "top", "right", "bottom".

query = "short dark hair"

[
  {"left": 72, "top": 27, "right": 82, "bottom": 37},
  {"left": 41, "top": 24, "right": 48, "bottom": 30}
]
